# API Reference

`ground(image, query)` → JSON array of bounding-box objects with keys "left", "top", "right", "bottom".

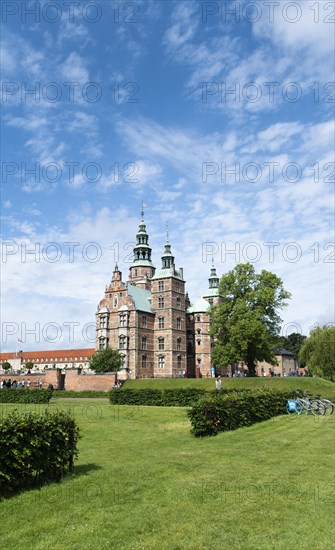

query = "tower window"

[
  {"left": 177, "top": 338, "right": 182, "bottom": 351},
  {"left": 135, "top": 269, "right": 138, "bottom": 276},
  {"left": 196, "top": 316, "right": 201, "bottom": 322},
  {"left": 176, "top": 297, "right": 181, "bottom": 308},
  {"left": 177, "top": 355, "right": 182, "bottom": 369},
  {"left": 119, "top": 313, "right": 127, "bottom": 327},
  {"left": 158, "top": 316, "right": 165, "bottom": 329},
  {"left": 197, "top": 339, "right": 201, "bottom": 346},
  {"left": 158, "top": 355, "right": 165, "bottom": 369},
  {"left": 142, "top": 315, "right": 147, "bottom": 327},
  {"left": 208, "top": 298, "right": 213, "bottom": 305},
  {"left": 158, "top": 337, "right": 165, "bottom": 351},
  {"left": 158, "top": 297, "right": 164, "bottom": 308},
  {"left": 142, "top": 355, "right": 147, "bottom": 368},
  {"left": 176, "top": 317, "right": 181, "bottom": 329},
  {"left": 142, "top": 336, "right": 147, "bottom": 350},
  {"left": 119, "top": 335, "right": 127, "bottom": 349},
  {"left": 100, "top": 316, "right": 107, "bottom": 329},
  {"left": 158, "top": 281, "right": 164, "bottom": 291},
  {"left": 197, "top": 329, "right": 201, "bottom": 335}
]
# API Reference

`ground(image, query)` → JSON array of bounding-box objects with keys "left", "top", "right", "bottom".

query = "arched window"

[
  {"left": 177, "top": 337, "right": 182, "bottom": 351},
  {"left": 176, "top": 317, "right": 181, "bottom": 329},
  {"left": 142, "top": 336, "right": 147, "bottom": 350}
]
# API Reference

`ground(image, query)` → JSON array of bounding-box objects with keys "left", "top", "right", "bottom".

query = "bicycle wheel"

[
  {"left": 321, "top": 400, "right": 334, "bottom": 415},
  {"left": 310, "top": 401, "right": 326, "bottom": 416},
  {"left": 286, "top": 401, "right": 302, "bottom": 414}
]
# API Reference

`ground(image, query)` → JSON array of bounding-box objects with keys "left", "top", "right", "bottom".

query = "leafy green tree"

[
  {"left": 89, "top": 347, "right": 123, "bottom": 373},
  {"left": 299, "top": 325, "right": 335, "bottom": 381},
  {"left": 2, "top": 361, "right": 11, "bottom": 372},
  {"left": 210, "top": 263, "right": 291, "bottom": 376},
  {"left": 278, "top": 332, "right": 307, "bottom": 366},
  {"left": 25, "top": 361, "right": 34, "bottom": 371}
]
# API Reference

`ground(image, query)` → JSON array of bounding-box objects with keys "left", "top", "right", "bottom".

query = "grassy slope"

[
  {"left": 1, "top": 401, "right": 334, "bottom": 550},
  {"left": 123, "top": 376, "right": 335, "bottom": 400}
]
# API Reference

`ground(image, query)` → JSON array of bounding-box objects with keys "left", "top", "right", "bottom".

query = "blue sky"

[{"left": 1, "top": 0, "right": 334, "bottom": 352}]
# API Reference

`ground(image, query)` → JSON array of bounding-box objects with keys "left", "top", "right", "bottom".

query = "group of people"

[{"left": 0, "top": 378, "right": 43, "bottom": 389}]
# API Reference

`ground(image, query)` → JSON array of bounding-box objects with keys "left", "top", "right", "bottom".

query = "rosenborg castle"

[
  {"left": 95, "top": 213, "right": 221, "bottom": 378},
  {"left": 0, "top": 213, "right": 298, "bottom": 380}
]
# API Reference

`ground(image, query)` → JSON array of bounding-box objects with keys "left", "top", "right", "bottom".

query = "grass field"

[
  {"left": 123, "top": 376, "right": 335, "bottom": 400},
  {"left": 1, "top": 399, "right": 334, "bottom": 550}
]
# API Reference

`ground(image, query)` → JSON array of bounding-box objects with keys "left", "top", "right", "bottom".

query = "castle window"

[
  {"left": 197, "top": 329, "right": 201, "bottom": 335},
  {"left": 119, "top": 313, "right": 127, "bottom": 327},
  {"left": 142, "top": 336, "right": 147, "bottom": 350},
  {"left": 158, "top": 281, "right": 164, "bottom": 291},
  {"left": 158, "top": 355, "right": 165, "bottom": 369},
  {"left": 177, "top": 355, "right": 182, "bottom": 369},
  {"left": 135, "top": 269, "right": 138, "bottom": 276},
  {"left": 100, "top": 316, "right": 107, "bottom": 329},
  {"left": 197, "top": 340, "right": 201, "bottom": 346},
  {"left": 176, "top": 282, "right": 180, "bottom": 292},
  {"left": 196, "top": 316, "right": 201, "bottom": 322},
  {"left": 158, "top": 316, "right": 164, "bottom": 329},
  {"left": 158, "top": 297, "right": 164, "bottom": 308},
  {"left": 99, "top": 337, "right": 106, "bottom": 349},
  {"left": 114, "top": 297, "right": 117, "bottom": 307},
  {"left": 177, "top": 337, "right": 181, "bottom": 351},
  {"left": 176, "top": 317, "right": 181, "bottom": 329},
  {"left": 176, "top": 297, "right": 181, "bottom": 308},
  {"left": 158, "top": 337, "right": 165, "bottom": 351},
  {"left": 142, "top": 355, "right": 147, "bottom": 368},
  {"left": 119, "top": 335, "right": 127, "bottom": 349},
  {"left": 208, "top": 298, "right": 213, "bottom": 305},
  {"left": 119, "top": 292, "right": 123, "bottom": 297},
  {"left": 142, "top": 315, "right": 147, "bottom": 327}
]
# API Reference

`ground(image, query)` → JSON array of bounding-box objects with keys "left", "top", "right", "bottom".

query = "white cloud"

[{"left": 59, "top": 52, "right": 89, "bottom": 83}]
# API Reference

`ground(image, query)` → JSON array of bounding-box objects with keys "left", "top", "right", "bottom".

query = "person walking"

[{"left": 215, "top": 375, "right": 222, "bottom": 390}]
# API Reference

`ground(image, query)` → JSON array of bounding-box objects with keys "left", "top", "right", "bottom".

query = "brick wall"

[{"left": 0, "top": 369, "right": 117, "bottom": 391}]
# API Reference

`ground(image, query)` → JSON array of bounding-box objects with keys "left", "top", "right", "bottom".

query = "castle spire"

[
  {"left": 129, "top": 207, "right": 155, "bottom": 283},
  {"left": 208, "top": 261, "right": 219, "bottom": 289}
]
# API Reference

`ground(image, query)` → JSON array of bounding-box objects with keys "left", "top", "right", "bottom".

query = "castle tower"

[
  {"left": 203, "top": 261, "right": 221, "bottom": 306},
  {"left": 151, "top": 235, "right": 186, "bottom": 377},
  {"left": 128, "top": 209, "right": 155, "bottom": 288}
]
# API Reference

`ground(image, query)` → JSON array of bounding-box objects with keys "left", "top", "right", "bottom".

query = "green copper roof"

[
  {"left": 203, "top": 288, "right": 220, "bottom": 298},
  {"left": 127, "top": 284, "right": 152, "bottom": 313},
  {"left": 151, "top": 267, "right": 184, "bottom": 281},
  {"left": 187, "top": 297, "right": 211, "bottom": 313}
]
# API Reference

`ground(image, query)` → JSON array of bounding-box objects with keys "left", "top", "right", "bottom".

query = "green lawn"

[
  {"left": 1, "top": 400, "right": 334, "bottom": 550},
  {"left": 123, "top": 376, "right": 335, "bottom": 400}
]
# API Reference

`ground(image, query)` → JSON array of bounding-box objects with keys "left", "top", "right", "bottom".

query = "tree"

[
  {"left": 278, "top": 332, "right": 307, "bottom": 366},
  {"left": 210, "top": 263, "right": 291, "bottom": 376},
  {"left": 2, "top": 361, "right": 11, "bottom": 372},
  {"left": 89, "top": 347, "right": 123, "bottom": 373},
  {"left": 299, "top": 325, "right": 335, "bottom": 381},
  {"left": 25, "top": 361, "right": 34, "bottom": 371}
]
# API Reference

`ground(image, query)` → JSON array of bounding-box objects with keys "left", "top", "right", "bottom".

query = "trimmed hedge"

[
  {"left": 0, "top": 410, "right": 80, "bottom": 498},
  {"left": 52, "top": 390, "right": 108, "bottom": 398},
  {"left": 0, "top": 389, "right": 52, "bottom": 404},
  {"left": 188, "top": 389, "right": 302, "bottom": 437},
  {"left": 109, "top": 387, "right": 247, "bottom": 407}
]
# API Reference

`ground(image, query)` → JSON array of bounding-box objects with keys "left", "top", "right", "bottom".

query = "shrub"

[
  {"left": 188, "top": 389, "right": 302, "bottom": 437},
  {"left": 109, "top": 387, "right": 247, "bottom": 406},
  {"left": 0, "top": 389, "right": 52, "bottom": 404},
  {"left": 0, "top": 410, "right": 80, "bottom": 498},
  {"left": 52, "top": 390, "right": 108, "bottom": 398}
]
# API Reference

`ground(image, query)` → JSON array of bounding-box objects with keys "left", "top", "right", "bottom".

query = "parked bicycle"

[{"left": 286, "top": 392, "right": 327, "bottom": 416}]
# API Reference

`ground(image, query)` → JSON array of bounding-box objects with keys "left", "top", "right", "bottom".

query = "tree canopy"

[
  {"left": 89, "top": 347, "right": 123, "bottom": 373},
  {"left": 2, "top": 361, "right": 11, "bottom": 372},
  {"left": 299, "top": 325, "right": 335, "bottom": 382},
  {"left": 278, "top": 332, "right": 307, "bottom": 366},
  {"left": 210, "top": 263, "right": 291, "bottom": 376}
]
